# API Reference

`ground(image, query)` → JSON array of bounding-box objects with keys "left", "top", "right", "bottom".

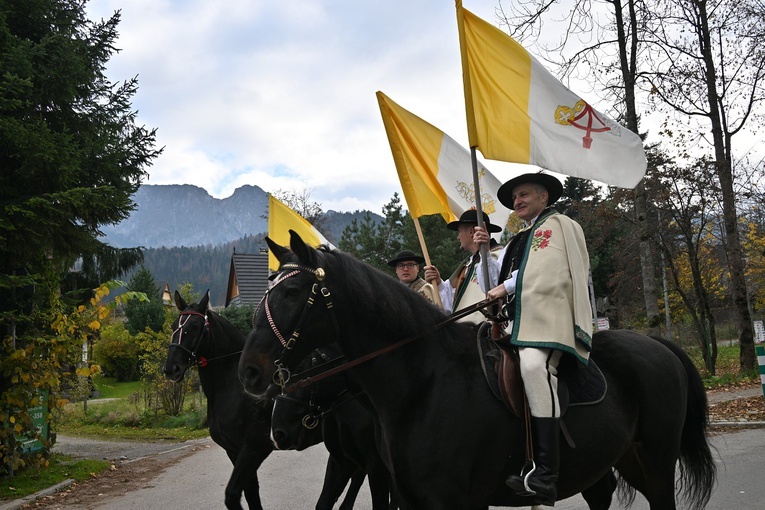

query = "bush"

[
  {"left": 218, "top": 302, "right": 254, "bottom": 337},
  {"left": 93, "top": 323, "right": 141, "bottom": 382}
]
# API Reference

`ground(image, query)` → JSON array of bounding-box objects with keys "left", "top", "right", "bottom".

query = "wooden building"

[{"left": 225, "top": 250, "right": 270, "bottom": 307}]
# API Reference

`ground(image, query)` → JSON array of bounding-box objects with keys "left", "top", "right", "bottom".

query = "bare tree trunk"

[
  {"left": 615, "top": 0, "right": 661, "bottom": 333},
  {"left": 695, "top": 0, "right": 756, "bottom": 370}
]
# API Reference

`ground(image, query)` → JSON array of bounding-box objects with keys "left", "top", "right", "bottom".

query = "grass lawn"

[
  {"left": 91, "top": 375, "right": 143, "bottom": 399},
  {"left": 0, "top": 454, "right": 110, "bottom": 501}
]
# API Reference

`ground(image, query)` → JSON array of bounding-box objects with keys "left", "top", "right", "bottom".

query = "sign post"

[{"left": 754, "top": 320, "right": 765, "bottom": 399}]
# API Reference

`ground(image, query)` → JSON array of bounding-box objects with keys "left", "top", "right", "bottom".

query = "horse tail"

[{"left": 651, "top": 336, "right": 717, "bottom": 510}]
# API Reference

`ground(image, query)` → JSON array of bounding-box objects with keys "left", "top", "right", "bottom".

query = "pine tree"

[
  {"left": 1, "top": 0, "right": 161, "bottom": 470},
  {"left": 0, "top": 0, "right": 162, "bottom": 320},
  {"left": 124, "top": 267, "right": 165, "bottom": 334}
]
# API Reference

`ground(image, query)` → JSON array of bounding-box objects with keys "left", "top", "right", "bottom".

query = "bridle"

[
  {"left": 273, "top": 345, "right": 361, "bottom": 431},
  {"left": 255, "top": 262, "right": 340, "bottom": 389},
  {"left": 275, "top": 386, "right": 363, "bottom": 431},
  {"left": 169, "top": 309, "right": 241, "bottom": 368}
]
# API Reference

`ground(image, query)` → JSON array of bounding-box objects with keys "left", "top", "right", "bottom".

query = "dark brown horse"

[{"left": 238, "top": 231, "right": 716, "bottom": 510}]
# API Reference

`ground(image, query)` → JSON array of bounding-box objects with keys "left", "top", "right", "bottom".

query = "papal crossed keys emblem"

[{"left": 554, "top": 100, "right": 615, "bottom": 149}]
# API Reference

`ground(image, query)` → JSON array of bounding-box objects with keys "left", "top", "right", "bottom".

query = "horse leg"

[
  {"left": 615, "top": 446, "right": 678, "bottom": 510},
  {"left": 316, "top": 453, "right": 358, "bottom": 510},
  {"left": 580, "top": 470, "right": 618, "bottom": 510},
  {"left": 231, "top": 444, "right": 272, "bottom": 510},
  {"left": 366, "top": 456, "right": 394, "bottom": 510},
  {"left": 338, "top": 468, "right": 367, "bottom": 510}
]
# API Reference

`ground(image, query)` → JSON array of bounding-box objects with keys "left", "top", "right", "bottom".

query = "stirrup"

[{"left": 507, "top": 460, "right": 538, "bottom": 496}]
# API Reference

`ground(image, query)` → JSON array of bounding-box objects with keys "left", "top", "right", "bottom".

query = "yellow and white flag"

[
  {"left": 377, "top": 91, "right": 511, "bottom": 232},
  {"left": 268, "top": 195, "right": 333, "bottom": 270},
  {"left": 456, "top": 1, "right": 645, "bottom": 188}
]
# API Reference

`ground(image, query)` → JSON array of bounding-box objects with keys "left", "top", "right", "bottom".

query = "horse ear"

[
  {"left": 201, "top": 290, "right": 210, "bottom": 310},
  {"left": 266, "top": 236, "right": 290, "bottom": 264},
  {"left": 289, "top": 230, "right": 319, "bottom": 266},
  {"left": 174, "top": 290, "right": 187, "bottom": 311}
]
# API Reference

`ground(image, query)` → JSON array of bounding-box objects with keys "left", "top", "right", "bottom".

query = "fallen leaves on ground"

[{"left": 708, "top": 395, "right": 765, "bottom": 423}]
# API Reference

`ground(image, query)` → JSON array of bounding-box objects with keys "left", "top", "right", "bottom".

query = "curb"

[
  {"left": 0, "top": 479, "right": 75, "bottom": 510},
  {"left": 709, "top": 420, "right": 765, "bottom": 428}
]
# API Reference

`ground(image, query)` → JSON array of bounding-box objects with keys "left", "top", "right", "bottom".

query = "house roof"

[{"left": 225, "top": 251, "right": 270, "bottom": 307}]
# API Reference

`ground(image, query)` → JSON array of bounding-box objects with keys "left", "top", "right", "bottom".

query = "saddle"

[{"left": 476, "top": 322, "right": 607, "bottom": 418}]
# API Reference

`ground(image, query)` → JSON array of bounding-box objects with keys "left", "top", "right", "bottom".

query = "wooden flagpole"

[
  {"left": 413, "top": 217, "right": 443, "bottom": 308},
  {"left": 470, "top": 147, "right": 490, "bottom": 296}
]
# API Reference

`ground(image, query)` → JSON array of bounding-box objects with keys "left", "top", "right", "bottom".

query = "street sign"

[{"left": 20, "top": 389, "right": 49, "bottom": 453}]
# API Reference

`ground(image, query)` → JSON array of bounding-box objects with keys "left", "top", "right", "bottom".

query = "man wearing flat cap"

[
  {"left": 473, "top": 172, "right": 593, "bottom": 505},
  {"left": 424, "top": 209, "right": 503, "bottom": 323},
  {"left": 387, "top": 250, "right": 438, "bottom": 305}
]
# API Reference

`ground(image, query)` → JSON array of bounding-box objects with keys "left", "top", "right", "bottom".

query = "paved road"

[{"left": 61, "top": 427, "right": 765, "bottom": 509}]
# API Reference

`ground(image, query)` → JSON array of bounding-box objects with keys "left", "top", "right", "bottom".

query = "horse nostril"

[
  {"left": 243, "top": 365, "right": 262, "bottom": 387},
  {"left": 272, "top": 430, "right": 288, "bottom": 449}
]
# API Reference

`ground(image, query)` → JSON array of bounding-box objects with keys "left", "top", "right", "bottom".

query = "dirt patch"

[{"left": 19, "top": 437, "right": 213, "bottom": 510}]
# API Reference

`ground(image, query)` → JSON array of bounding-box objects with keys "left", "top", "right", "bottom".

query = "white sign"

[
  {"left": 754, "top": 320, "right": 765, "bottom": 344},
  {"left": 596, "top": 317, "right": 610, "bottom": 331}
]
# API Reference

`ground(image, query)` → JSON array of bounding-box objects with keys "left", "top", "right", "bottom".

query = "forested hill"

[
  {"left": 139, "top": 234, "right": 266, "bottom": 307},
  {"left": 108, "top": 184, "right": 382, "bottom": 306}
]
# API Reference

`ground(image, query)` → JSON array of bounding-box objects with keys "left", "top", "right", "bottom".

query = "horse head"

[
  {"left": 238, "top": 231, "right": 339, "bottom": 400},
  {"left": 163, "top": 289, "right": 211, "bottom": 382}
]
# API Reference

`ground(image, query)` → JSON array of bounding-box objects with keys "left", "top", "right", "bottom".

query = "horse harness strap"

[{"left": 262, "top": 264, "right": 340, "bottom": 352}]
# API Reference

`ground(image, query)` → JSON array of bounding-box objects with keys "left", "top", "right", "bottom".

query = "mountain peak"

[{"left": 101, "top": 184, "right": 380, "bottom": 249}]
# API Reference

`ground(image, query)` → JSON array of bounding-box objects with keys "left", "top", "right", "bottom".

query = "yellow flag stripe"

[
  {"left": 377, "top": 91, "right": 453, "bottom": 222},
  {"left": 458, "top": 1, "right": 531, "bottom": 162}
]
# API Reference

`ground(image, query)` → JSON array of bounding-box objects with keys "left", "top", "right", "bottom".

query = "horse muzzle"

[{"left": 163, "top": 363, "right": 187, "bottom": 383}]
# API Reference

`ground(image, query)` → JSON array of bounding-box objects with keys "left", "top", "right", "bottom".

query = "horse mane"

[{"left": 318, "top": 246, "right": 476, "bottom": 354}]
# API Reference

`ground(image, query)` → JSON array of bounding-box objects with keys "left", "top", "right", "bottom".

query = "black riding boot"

[{"left": 506, "top": 417, "right": 560, "bottom": 506}]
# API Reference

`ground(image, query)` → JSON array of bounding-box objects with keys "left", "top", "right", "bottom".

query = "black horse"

[
  {"left": 164, "top": 291, "right": 274, "bottom": 510},
  {"left": 238, "top": 231, "right": 716, "bottom": 510},
  {"left": 164, "top": 291, "right": 370, "bottom": 510},
  {"left": 271, "top": 346, "right": 398, "bottom": 509}
]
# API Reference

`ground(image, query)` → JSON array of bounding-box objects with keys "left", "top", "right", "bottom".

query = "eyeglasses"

[{"left": 396, "top": 262, "right": 418, "bottom": 270}]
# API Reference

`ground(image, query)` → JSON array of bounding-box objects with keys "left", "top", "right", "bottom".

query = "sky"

[{"left": 84, "top": 0, "right": 554, "bottom": 214}]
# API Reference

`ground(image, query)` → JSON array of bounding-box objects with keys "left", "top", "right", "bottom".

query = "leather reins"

[{"left": 260, "top": 261, "right": 500, "bottom": 395}]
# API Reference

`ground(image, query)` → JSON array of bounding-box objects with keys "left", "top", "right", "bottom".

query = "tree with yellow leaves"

[{"left": 1, "top": 282, "right": 145, "bottom": 475}]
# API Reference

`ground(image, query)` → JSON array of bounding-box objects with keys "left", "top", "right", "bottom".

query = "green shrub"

[{"left": 93, "top": 323, "right": 141, "bottom": 382}]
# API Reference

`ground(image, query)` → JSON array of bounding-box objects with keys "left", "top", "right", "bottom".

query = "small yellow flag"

[{"left": 268, "top": 195, "right": 332, "bottom": 271}]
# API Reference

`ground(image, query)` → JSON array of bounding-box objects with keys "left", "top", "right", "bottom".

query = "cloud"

[{"left": 86, "top": 1, "right": 513, "bottom": 212}]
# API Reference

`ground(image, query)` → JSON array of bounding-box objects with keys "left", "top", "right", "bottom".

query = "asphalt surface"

[{"left": 3, "top": 386, "right": 763, "bottom": 509}]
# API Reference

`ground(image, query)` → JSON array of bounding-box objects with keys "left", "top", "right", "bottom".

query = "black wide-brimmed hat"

[
  {"left": 497, "top": 172, "right": 564, "bottom": 210},
  {"left": 387, "top": 250, "right": 426, "bottom": 267},
  {"left": 446, "top": 209, "right": 502, "bottom": 233}
]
